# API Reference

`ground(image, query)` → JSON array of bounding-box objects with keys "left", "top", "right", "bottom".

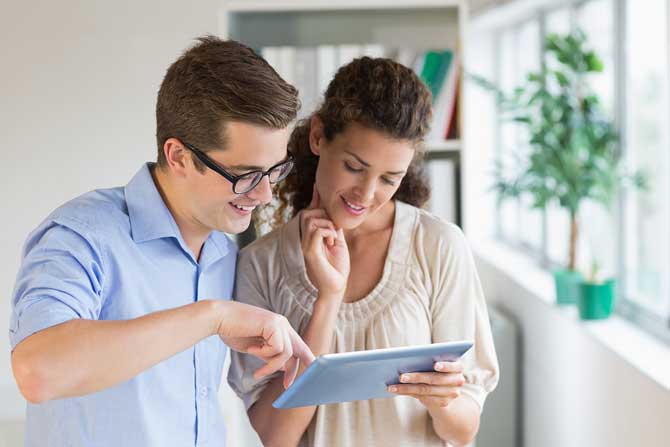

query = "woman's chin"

[{"left": 329, "top": 210, "right": 365, "bottom": 230}]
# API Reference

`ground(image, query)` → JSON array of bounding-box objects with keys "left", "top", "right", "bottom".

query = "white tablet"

[{"left": 273, "top": 340, "right": 473, "bottom": 409}]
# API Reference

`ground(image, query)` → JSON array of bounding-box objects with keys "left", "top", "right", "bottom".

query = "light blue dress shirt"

[{"left": 9, "top": 163, "right": 237, "bottom": 447}]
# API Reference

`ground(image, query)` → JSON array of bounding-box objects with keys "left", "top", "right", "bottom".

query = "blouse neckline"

[{"left": 279, "top": 201, "right": 417, "bottom": 322}]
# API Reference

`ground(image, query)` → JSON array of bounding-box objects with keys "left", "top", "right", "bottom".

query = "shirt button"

[{"left": 199, "top": 387, "right": 209, "bottom": 398}]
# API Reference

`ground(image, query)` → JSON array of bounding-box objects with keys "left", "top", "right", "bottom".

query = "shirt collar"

[
  {"left": 125, "top": 163, "right": 181, "bottom": 243},
  {"left": 124, "top": 163, "right": 231, "bottom": 261}
]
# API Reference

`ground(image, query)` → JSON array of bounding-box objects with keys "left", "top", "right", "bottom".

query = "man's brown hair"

[{"left": 155, "top": 35, "right": 299, "bottom": 167}]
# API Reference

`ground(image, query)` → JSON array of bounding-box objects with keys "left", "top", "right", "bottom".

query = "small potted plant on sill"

[
  {"left": 578, "top": 259, "right": 616, "bottom": 320},
  {"left": 471, "top": 29, "right": 646, "bottom": 305}
]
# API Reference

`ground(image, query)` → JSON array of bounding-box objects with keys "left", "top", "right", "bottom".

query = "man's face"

[{"left": 184, "top": 121, "right": 291, "bottom": 235}]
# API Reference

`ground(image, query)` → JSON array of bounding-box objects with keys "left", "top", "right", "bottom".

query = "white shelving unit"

[
  {"left": 219, "top": 0, "right": 466, "bottom": 226},
  {"left": 426, "top": 138, "right": 461, "bottom": 152}
]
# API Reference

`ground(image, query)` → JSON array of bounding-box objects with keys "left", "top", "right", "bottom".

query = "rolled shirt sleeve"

[{"left": 10, "top": 217, "right": 105, "bottom": 351}]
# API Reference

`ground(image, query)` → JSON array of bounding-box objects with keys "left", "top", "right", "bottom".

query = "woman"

[{"left": 228, "top": 57, "right": 499, "bottom": 446}]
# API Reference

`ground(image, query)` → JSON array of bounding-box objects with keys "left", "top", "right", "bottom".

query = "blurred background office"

[{"left": 1, "top": 0, "right": 669, "bottom": 446}]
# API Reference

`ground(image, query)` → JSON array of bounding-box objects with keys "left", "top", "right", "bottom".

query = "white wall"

[
  {"left": 1, "top": 0, "right": 260, "bottom": 444},
  {"left": 474, "top": 252, "right": 670, "bottom": 447}
]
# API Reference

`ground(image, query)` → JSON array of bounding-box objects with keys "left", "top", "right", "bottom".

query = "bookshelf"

[{"left": 219, "top": 0, "right": 466, "bottom": 229}]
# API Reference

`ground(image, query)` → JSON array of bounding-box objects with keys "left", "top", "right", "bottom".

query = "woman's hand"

[
  {"left": 300, "top": 185, "right": 350, "bottom": 298},
  {"left": 388, "top": 361, "right": 466, "bottom": 410}
]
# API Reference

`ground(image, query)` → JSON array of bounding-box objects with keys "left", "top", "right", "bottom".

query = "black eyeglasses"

[{"left": 182, "top": 141, "right": 294, "bottom": 194}]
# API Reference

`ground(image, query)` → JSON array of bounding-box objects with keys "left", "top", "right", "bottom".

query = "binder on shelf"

[
  {"left": 337, "top": 44, "right": 362, "bottom": 67},
  {"left": 419, "top": 50, "right": 453, "bottom": 102},
  {"left": 392, "top": 47, "right": 418, "bottom": 69},
  {"left": 317, "top": 45, "right": 338, "bottom": 96},
  {"left": 362, "top": 44, "right": 386, "bottom": 59},
  {"left": 260, "top": 46, "right": 280, "bottom": 74},
  {"left": 427, "top": 53, "right": 460, "bottom": 142},
  {"left": 277, "top": 46, "right": 297, "bottom": 86},
  {"left": 427, "top": 158, "right": 456, "bottom": 224},
  {"left": 446, "top": 81, "right": 460, "bottom": 140},
  {"left": 295, "top": 47, "right": 319, "bottom": 119}
]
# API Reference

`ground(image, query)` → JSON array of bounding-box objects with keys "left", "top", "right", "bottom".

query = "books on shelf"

[
  {"left": 419, "top": 50, "right": 452, "bottom": 101},
  {"left": 259, "top": 44, "right": 460, "bottom": 140},
  {"left": 427, "top": 52, "right": 460, "bottom": 142}
]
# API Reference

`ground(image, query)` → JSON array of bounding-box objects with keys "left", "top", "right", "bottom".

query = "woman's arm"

[
  {"left": 248, "top": 187, "right": 349, "bottom": 446},
  {"left": 428, "top": 395, "right": 481, "bottom": 446},
  {"left": 417, "top": 221, "right": 500, "bottom": 444},
  {"left": 389, "top": 360, "right": 478, "bottom": 445},
  {"left": 248, "top": 293, "right": 342, "bottom": 446}
]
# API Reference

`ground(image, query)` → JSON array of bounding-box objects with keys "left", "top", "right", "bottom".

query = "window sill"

[{"left": 471, "top": 237, "right": 670, "bottom": 391}]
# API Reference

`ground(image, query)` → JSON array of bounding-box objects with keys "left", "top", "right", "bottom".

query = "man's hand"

[{"left": 215, "top": 301, "right": 315, "bottom": 388}]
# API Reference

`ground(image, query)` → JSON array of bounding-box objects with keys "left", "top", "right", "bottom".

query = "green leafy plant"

[{"left": 471, "top": 30, "right": 646, "bottom": 272}]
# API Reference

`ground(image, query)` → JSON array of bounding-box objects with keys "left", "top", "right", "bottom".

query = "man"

[{"left": 9, "top": 36, "right": 312, "bottom": 446}]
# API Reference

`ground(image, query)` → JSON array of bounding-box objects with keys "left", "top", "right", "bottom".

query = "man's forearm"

[
  {"left": 11, "top": 299, "right": 222, "bottom": 403},
  {"left": 249, "top": 295, "right": 341, "bottom": 447}
]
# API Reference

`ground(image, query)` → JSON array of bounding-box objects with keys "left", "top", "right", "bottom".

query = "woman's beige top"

[{"left": 228, "top": 201, "right": 499, "bottom": 447}]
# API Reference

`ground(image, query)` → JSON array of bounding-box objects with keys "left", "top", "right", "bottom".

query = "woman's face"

[{"left": 310, "top": 120, "right": 416, "bottom": 230}]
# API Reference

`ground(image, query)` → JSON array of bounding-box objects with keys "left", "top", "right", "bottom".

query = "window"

[
  {"left": 497, "top": 28, "right": 522, "bottom": 244},
  {"left": 623, "top": 0, "right": 670, "bottom": 326},
  {"left": 574, "top": 0, "right": 618, "bottom": 278},
  {"left": 516, "top": 20, "right": 543, "bottom": 252},
  {"left": 493, "top": 0, "right": 670, "bottom": 341},
  {"left": 544, "top": 6, "right": 572, "bottom": 267},
  {"left": 496, "top": 18, "right": 543, "bottom": 253}
]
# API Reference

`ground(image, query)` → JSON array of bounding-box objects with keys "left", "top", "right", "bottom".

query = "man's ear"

[
  {"left": 162, "top": 138, "right": 191, "bottom": 177},
  {"left": 309, "top": 115, "right": 326, "bottom": 156}
]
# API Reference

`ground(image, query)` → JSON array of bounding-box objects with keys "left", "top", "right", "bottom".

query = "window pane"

[
  {"left": 516, "top": 19, "right": 543, "bottom": 250},
  {"left": 579, "top": 200, "right": 619, "bottom": 279},
  {"left": 545, "top": 7, "right": 571, "bottom": 36},
  {"left": 577, "top": 0, "right": 615, "bottom": 117},
  {"left": 498, "top": 28, "right": 521, "bottom": 243},
  {"left": 573, "top": 0, "right": 618, "bottom": 277},
  {"left": 625, "top": 0, "right": 670, "bottom": 319},
  {"left": 547, "top": 202, "right": 570, "bottom": 267},
  {"left": 544, "top": 6, "right": 572, "bottom": 264}
]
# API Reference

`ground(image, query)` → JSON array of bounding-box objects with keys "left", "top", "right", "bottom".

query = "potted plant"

[
  {"left": 471, "top": 29, "right": 646, "bottom": 306},
  {"left": 578, "top": 259, "right": 616, "bottom": 320}
]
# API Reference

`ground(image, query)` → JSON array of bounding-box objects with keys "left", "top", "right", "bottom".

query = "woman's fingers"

[
  {"left": 388, "top": 383, "right": 462, "bottom": 400},
  {"left": 299, "top": 209, "right": 328, "bottom": 239},
  {"left": 397, "top": 371, "right": 466, "bottom": 387},
  {"left": 305, "top": 218, "right": 337, "bottom": 246},
  {"left": 306, "top": 218, "right": 336, "bottom": 233},
  {"left": 387, "top": 364, "right": 466, "bottom": 400},
  {"left": 434, "top": 361, "right": 464, "bottom": 373},
  {"left": 307, "top": 228, "right": 340, "bottom": 254}
]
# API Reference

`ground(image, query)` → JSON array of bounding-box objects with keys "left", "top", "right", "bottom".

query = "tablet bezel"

[{"left": 272, "top": 340, "right": 473, "bottom": 409}]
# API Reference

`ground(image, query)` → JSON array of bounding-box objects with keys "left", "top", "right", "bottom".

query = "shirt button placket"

[{"left": 194, "top": 265, "right": 207, "bottom": 445}]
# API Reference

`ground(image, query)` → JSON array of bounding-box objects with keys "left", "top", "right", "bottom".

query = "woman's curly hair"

[{"left": 270, "top": 56, "right": 433, "bottom": 228}]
